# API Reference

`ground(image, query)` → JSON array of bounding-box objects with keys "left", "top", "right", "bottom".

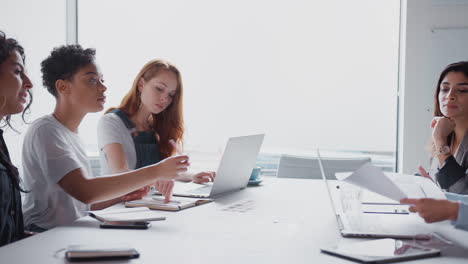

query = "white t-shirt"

[
  {"left": 97, "top": 113, "right": 137, "bottom": 175},
  {"left": 22, "top": 115, "right": 93, "bottom": 229}
]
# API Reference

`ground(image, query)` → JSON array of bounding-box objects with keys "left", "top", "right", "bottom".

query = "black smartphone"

[
  {"left": 99, "top": 221, "right": 151, "bottom": 229},
  {"left": 65, "top": 246, "right": 140, "bottom": 261}
]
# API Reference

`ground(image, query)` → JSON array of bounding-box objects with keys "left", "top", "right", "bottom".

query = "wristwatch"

[{"left": 436, "top": 145, "right": 451, "bottom": 156}]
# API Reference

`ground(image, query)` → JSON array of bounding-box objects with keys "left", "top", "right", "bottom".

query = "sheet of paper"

[{"left": 335, "top": 163, "right": 407, "bottom": 201}]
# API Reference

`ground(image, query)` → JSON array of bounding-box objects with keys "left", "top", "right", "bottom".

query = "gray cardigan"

[{"left": 431, "top": 132, "right": 468, "bottom": 194}]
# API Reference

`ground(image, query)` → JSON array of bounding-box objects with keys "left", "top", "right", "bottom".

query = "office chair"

[{"left": 276, "top": 154, "right": 371, "bottom": 179}]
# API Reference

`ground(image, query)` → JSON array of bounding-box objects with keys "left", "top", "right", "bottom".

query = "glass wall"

[{"left": 78, "top": 0, "right": 400, "bottom": 174}]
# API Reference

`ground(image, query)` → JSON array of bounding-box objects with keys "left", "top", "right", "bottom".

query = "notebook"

[
  {"left": 317, "top": 149, "right": 435, "bottom": 239},
  {"left": 88, "top": 207, "right": 166, "bottom": 222},
  {"left": 125, "top": 196, "right": 213, "bottom": 211},
  {"left": 172, "top": 134, "right": 265, "bottom": 198}
]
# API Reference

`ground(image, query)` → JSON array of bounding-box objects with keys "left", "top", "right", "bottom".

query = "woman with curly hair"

[
  {"left": 21, "top": 45, "right": 189, "bottom": 231},
  {"left": 0, "top": 30, "right": 33, "bottom": 246}
]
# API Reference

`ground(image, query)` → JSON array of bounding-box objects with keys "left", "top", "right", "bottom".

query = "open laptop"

[
  {"left": 317, "top": 150, "right": 435, "bottom": 239},
  {"left": 171, "top": 134, "right": 265, "bottom": 198}
]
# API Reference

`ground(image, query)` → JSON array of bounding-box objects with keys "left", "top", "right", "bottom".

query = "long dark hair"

[
  {"left": 0, "top": 31, "right": 33, "bottom": 130},
  {"left": 0, "top": 30, "right": 31, "bottom": 191},
  {"left": 431, "top": 61, "right": 468, "bottom": 155},
  {"left": 433, "top": 61, "right": 468, "bottom": 117}
]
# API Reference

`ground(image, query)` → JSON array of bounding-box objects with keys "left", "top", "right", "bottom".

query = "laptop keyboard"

[{"left": 345, "top": 213, "right": 381, "bottom": 232}]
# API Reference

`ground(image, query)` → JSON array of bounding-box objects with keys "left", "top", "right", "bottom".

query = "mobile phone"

[
  {"left": 99, "top": 221, "right": 151, "bottom": 229},
  {"left": 65, "top": 245, "right": 140, "bottom": 261}
]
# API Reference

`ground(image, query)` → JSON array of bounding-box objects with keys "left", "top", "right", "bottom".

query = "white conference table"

[{"left": 1, "top": 178, "right": 468, "bottom": 263}]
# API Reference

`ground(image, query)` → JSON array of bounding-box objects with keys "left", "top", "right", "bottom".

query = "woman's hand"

[
  {"left": 150, "top": 155, "right": 190, "bottom": 180},
  {"left": 155, "top": 180, "right": 175, "bottom": 203},
  {"left": 431, "top": 117, "right": 455, "bottom": 146},
  {"left": 121, "top": 186, "right": 151, "bottom": 202},
  {"left": 400, "top": 198, "right": 459, "bottom": 223},
  {"left": 417, "top": 165, "right": 434, "bottom": 182},
  {"left": 192, "top": 171, "right": 216, "bottom": 184}
]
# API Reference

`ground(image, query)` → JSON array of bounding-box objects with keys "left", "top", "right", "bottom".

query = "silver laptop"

[
  {"left": 172, "top": 134, "right": 265, "bottom": 198},
  {"left": 317, "top": 149, "right": 434, "bottom": 239}
]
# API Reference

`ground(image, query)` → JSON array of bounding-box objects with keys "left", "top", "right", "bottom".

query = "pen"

[{"left": 169, "top": 139, "right": 183, "bottom": 155}]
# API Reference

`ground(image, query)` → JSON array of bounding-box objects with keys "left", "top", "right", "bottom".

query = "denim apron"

[{"left": 109, "top": 109, "right": 161, "bottom": 169}]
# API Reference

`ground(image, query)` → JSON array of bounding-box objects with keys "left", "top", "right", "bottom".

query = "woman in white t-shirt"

[
  {"left": 22, "top": 45, "right": 189, "bottom": 231},
  {"left": 98, "top": 59, "right": 215, "bottom": 203}
]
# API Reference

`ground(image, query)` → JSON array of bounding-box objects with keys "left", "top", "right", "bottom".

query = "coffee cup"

[{"left": 250, "top": 167, "right": 262, "bottom": 181}]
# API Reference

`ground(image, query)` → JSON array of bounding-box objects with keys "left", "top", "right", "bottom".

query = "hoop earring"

[
  {"left": 0, "top": 96, "right": 6, "bottom": 113},
  {"left": 137, "top": 97, "right": 142, "bottom": 109}
]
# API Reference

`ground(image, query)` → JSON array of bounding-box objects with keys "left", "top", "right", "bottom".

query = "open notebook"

[
  {"left": 125, "top": 196, "right": 213, "bottom": 211},
  {"left": 88, "top": 207, "right": 166, "bottom": 222}
]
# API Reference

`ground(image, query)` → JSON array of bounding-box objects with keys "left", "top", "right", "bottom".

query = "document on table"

[
  {"left": 335, "top": 163, "right": 425, "bottom": 202},
  {"left": 87, "top": 207, "right": 166, "bottom": 222}
]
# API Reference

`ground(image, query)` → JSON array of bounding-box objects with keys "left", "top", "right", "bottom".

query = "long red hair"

[{"left": 106, "top": 59, "right": 184, "bottom": 159}]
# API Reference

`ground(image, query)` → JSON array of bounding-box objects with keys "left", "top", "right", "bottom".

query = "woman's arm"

[
  {"left": 435, "top": 156, "right": 466, "bottom": 190},
  {"left": 102, "top": 143, "right": 130, "bottom": 173},
  {"left": 176, "top": 171, "right": 216, "bottom": 183},
  {"left": 431, "top": 117, "right": 463, "bottom": 189},
  {"left": 401, "top": 196, "right": 468, "bottom": 232},
  {"left": 58, "top": 155, "right": 189, "bottom": 204},
  {"left": 90, "top": 143, "right": 142, "bottom": 210},
  {"left": 400, "top": 198, "right": 459, "bottom": 223}
]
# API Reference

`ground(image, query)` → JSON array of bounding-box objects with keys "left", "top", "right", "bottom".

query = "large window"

[
  {"left": 78, "top": 0, "right": 400, "bottom": 174},
  {"left": 1, "top": 0, "right": 66, "bottom": 170}
]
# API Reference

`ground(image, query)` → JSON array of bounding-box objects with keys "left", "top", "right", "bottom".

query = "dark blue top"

[
  {"left": 108, "top": 109, "right": 161, "bottom": 169},
  {"left": 0, "top": 129, "right": 24, "bottom": 246}
]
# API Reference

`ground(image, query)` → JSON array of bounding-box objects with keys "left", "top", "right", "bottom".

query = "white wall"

[{"left": 399, "top": 0, "right": 468, "bottom": 173}]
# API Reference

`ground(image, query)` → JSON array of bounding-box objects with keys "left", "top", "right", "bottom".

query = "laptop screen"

[{"left": 317, "top": 149, "right": 340, "bottom": 217}]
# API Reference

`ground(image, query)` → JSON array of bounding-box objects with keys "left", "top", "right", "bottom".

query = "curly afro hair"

[{"left": 41, "top": 44, "right": 96, "bottom": 97}]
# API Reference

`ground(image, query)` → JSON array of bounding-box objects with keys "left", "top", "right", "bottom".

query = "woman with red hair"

[{"left": 98, "top": 59, "right": 214, "bottom": 204}]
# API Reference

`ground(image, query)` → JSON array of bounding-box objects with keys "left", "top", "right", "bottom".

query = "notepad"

[
  {"left": 88, "top": 207, "right": 166, "bottom": 222},
  {"left": 125, "top": 196, "right": 213, "bottom": 211}
]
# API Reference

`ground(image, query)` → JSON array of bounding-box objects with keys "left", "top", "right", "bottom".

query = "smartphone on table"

[
  {"left": 99, "top": 221, "right": 151, "bottom": 229},
  {"left": 65, "top": 245, "right": 140, "bottom": 261}
]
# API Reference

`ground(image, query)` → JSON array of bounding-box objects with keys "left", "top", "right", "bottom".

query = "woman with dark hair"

[
  {"left": 429, "top": 61, "right": 468, "bottom": 194},
  {"left": 399, "top": 61, "right": 468, "bottom": 232},
  {"left": 21, "top": 45, "right": 189, "bottom": 231},
  {"left": 0, "top": 30, "right": 33, "bottom": 246},
  {"left": 98, "top": 59, "right": 215, "bottom": 204}
]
